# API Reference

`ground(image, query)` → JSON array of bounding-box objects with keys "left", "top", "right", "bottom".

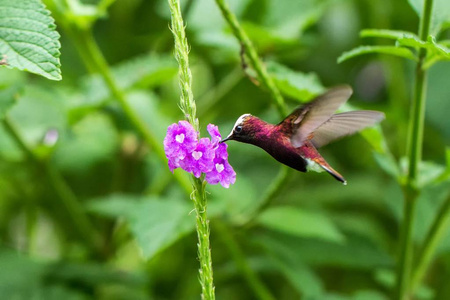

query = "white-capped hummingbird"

[{"left": 221, "top": 85, "right": 385, "bottom": 184}]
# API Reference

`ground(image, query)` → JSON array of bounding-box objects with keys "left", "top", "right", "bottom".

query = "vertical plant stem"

[
  {"left": 2, "top": 117, "right": 99, "bottom": 248},
  {"left": 192, "top": 178, "right": 215, "bottom": 299},
  {"left": 396, "top": 189, "right": 418, "bottom": 300},
  {"left": 213, "top": 0, "right": 287, "bottom": 117},
  {"left": 396, "top": 0, "right": 434, "bottom": 298},
  {"left": 168, "top": 0, "right": 215, "bottom": 298},
  {"left": 214, "top": 0, "right": 291, "bottom": 221},
  {"left": 216, "top": 220, "right": 275, "bottom": 300},
  {"left": 412, "top": 193, "right": 450, "bottom": 290}
]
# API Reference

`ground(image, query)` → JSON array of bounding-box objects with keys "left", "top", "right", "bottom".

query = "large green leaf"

[
  {"left": 267, "top": 61, "right": 324, "bottom": 102},
  {"left": 255, "top": 231, "right": 393, "bottom": 269},
  {"left": 262, "top": 0, "right": 329, "bottom": 38},
  {"left": 260, "top": 234, "right": 325, "bottom": 297},
  {"left": 87, "top": 195, "right": 196, "bottom": 259},
  {"left": 257, "top": 206, "right": 345, "bottom": 243},
  {"left": 8, "top": 84, "right": 67, "bottom": 145},
  {"left": 0, "top": 0, "right": 61, "bottom": 80}
]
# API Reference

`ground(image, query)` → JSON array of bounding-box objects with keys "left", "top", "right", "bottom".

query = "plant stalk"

[
  {"left": 192, "top": 178, "right": 215, "bottom": 299},
  {"left": 213, "top": 0, "right": 287, "bottom": 117},
  {"left": 396, "top": 0, "right": 434, "bottom": 298},
  {"left": 412, "top": 193, "right": 450, "bottom": 290},
  {"left": 213, "top": 0, "right": 291, "bottom": 223},
  {"left": 168, "top": 0, "right": 216, "bottom": 298}
]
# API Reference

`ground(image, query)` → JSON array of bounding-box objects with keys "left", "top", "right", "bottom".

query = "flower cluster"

[{"left": 164, "top": 121, "right": 236, "bottom": 188}]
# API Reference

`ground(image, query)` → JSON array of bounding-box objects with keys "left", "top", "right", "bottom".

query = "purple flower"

[
  {"left": 180, "top": 138, "right": 215, "bottom": 177},
  {"left": 163, "top": 121, "right": 236, "bottom": 188},
  {"left": 164, "top": 121, "right": 198, "bottom": 171},
  {"left": 205, "top": 143, "right": 236, "bottom": 188}
]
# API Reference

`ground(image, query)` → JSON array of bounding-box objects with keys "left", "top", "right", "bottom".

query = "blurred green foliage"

[{"left": 0, "top": 0, "right": 449, "bottom": 299}]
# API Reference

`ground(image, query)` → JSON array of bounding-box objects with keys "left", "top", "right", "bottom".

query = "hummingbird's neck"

[{"left": 245, "top": 117, "right": 275, "bottom": 147}]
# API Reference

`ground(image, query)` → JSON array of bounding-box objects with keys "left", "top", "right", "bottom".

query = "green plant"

[{"left": 0, "top": 0, "right": 449, "bottom": 299}]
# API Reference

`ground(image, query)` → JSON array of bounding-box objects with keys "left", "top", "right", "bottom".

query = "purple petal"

[{"left": 207, "top": 124, "right": 222, "bottom": 145}]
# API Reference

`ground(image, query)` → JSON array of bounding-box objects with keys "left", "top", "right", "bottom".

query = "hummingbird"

[{"left": 220, "top": 85, "right": 385, "bottom": 184}]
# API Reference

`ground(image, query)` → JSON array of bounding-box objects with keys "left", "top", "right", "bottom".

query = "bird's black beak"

[{"left": 220, "top": 135, "right": 233, "bottom": 143}]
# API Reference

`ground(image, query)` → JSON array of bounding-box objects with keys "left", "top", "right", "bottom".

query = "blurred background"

[{"left": 0, "top": 0, "right": 449, "bottom": 299}]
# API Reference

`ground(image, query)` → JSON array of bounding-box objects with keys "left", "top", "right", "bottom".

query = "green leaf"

[
  {"left": 360, "top": 29, "right": 419, "bottom": 40},
  {"left": 52, "top": 112, "right": 119, "bottom": 173},
  {"left": 261, "top": 235, "right": 325, "bottom": 297},
  {"left": 262, "top": 0, "right": 329, "bottom": 38},
  {"left": 266, "top": 61, "right": 324, "bottom": 102},
  {"left": 408, "top": 0, "right": 450, "bottom": 35},
  {"left": 9, "top": 84, "right": 67, "bottom": 145},
  {"left": 338, "top": 46, "right": 418, "bottom": 63},
  {"left": 88, "top": 195, "right": 196, "bottom": 259},
  {"left": 0, "top": 0, "right": 61, "bottom": 80},
  {"left": 397, "top": 34, "right": 450, "bottom": 58},
  {"left": 360, "top": 127, "right": 401, "bottom": 179},
  {"left": 417, "top": 161, "right": 447, "bottom": 187},
  {"left": 256, "top": 231, "right": 393, "bottom": 270},
  {"left": 398, "top": 157, "right": 449, "bottom": 187},
  {"left": 257, "top": 206, "right": 345, "bottom": 243}
]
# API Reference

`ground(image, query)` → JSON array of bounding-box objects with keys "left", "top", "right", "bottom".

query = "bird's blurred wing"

[
  {"left": 289, "top": 85, "right": 353, "bottom": 147},
  {"left": 311, "top": 110, "right": 385, "bottom": 148}
]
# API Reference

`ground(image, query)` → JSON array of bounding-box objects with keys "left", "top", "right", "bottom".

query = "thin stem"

[
  {"left": 168, "top": 0, "right": 197, "bottom": 130},
  {"left": 213, "top": 0, "right": 291, "bottom": 223},
  {"left": 213, "top": 0, "right": 287, "bottom": 117},
  {"left": 215, "top": 220, "right": 276, "bottom": 300},
  {"left": 192, "top": 178, "right": 215, "bottom": 299},
  {"left": 396, "top": 0, "right": 434, "bottom": 298},
  {"left": 396, "top": 188, "right": 419, "bottom": 300},
  {"left": 2, "top": 117, "right": 99, "bottom": 248},
  {"left": 167, "top": 0, "right": 216, "bottom": 298},
  {"left": 412, "top": 193, "right": 450, "bottom": 290}
]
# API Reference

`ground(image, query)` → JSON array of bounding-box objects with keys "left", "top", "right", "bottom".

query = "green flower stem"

[
  {"left": 396, "top": 0, "right": 434, "bottom": 298},
  {"left": 168, "top": 0, "right": 197, "bottom": 130},
  {"left": 192, "top": 178, "right": 215, "bottom": 299},
  {"left": 215, "top": 220, "right": 276, "bottom": 300},
  {"left": 53, "top": 20, "right": 192, "bottom": 195},
  {"left": 213, "top": 0, "right": 288, "bottom": 117},
  {"left": 2, "top": 117, "right": 99, "bottom": 249},
  {"left": 412, "top": 193, "right": 450, "bottom": 291},
  {"left": 214, "top": 0, "right": 291, "bottom": 222},
  {"left": 168, "top": 0, "right": 215, "bottom": 298}
]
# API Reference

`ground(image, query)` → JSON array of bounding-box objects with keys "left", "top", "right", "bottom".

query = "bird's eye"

[{"left": 234, "top": 125, "right": 243, "bottom": 133}]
